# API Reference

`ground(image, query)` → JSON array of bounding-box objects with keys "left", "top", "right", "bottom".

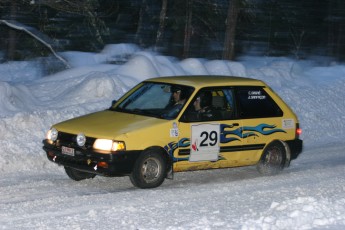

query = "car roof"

[{"left": 145, "top": 75, "right": 266, "bottom": 88}]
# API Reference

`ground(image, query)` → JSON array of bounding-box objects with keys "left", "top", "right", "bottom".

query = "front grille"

[{"left": 57, "top": 132, "right": 96, "bottom": 149}]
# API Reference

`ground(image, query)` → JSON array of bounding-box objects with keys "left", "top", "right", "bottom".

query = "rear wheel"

[
  {"left": 257, "top": 141, "right": 286, "bottom": 175},
  {"left": 64, "top": 166, "right": 96, "bottom": 181},
  {"left": 130, "top": 149, "right": 167, "bottom": 189}
]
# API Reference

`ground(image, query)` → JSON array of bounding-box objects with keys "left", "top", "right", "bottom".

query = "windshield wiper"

[{"left": 109, "top": 108, "right": 165, "bottom": 119}]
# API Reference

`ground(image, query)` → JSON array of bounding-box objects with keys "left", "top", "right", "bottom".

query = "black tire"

[
  {"left": 257, "top": 141, "right": 286, "bottom": 175},
  {"left": 64, "top": 166, "right": 96, "bottom": 181},
  {"left": 129, "top": 149, "right": 167, "bottom": 189}
]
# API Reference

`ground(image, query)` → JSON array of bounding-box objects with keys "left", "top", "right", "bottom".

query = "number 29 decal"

[
  {"left": 190, "top": 124, "right": 220, "bottom": 162},
  {"left": 200, "top": 130, "right": 218, "bottom": 147}
]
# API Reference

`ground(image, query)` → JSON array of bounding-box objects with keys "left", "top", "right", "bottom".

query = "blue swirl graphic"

[
  {"left": 164, "top": 123, "right": 286, "bottom": 161},
  {"left": 220, "top": 123, "right": 285, "bottom": 143}
]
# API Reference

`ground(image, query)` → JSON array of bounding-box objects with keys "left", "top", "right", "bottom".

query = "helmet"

[{"left": 200, "top": 91, "right": 212, "bottom": 108}]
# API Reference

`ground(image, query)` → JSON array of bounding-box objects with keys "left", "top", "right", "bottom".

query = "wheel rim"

[
  {"left": 265, "top": 146, "right": 282, "bottom": 166},
  {"left": 141, "top": 157, "right": 161, "bottom": 183}
]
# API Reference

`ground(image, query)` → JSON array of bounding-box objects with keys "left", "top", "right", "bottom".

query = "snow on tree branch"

[{"left": 0, "top": 19, "right": 70, "bottom": 68}]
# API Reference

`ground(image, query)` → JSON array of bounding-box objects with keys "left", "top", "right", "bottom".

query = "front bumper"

[{"left": 43, "top": 140, "right": 141, "bottom": 176}]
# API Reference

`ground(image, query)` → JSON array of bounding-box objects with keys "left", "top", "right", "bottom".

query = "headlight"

[
  {"left": 93, "top": 139, "right": 126, "bottom": 152},
  {"left": 46, "top": 128, "right": 58, "bottom": 141}
]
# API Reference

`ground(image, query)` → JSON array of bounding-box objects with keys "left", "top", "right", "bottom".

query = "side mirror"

[{"left": 109, "top": 100, "right": 117, "bottom": 109}]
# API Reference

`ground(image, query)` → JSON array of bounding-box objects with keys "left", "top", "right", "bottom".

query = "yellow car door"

[
  {"left": 172, "top": 87, "right": 247, "bottom": 172},
  {"left": 174, "top": 120, "right": 224, "bottom": 172}
]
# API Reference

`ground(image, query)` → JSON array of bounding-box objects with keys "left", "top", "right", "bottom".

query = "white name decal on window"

[{"left": 248, "top": 91, "right": 266, "bottom": 100}]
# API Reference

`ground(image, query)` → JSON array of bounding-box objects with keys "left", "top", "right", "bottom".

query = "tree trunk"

[
  {"left": 335, "top": 0, "right": 345, "bottom": 60},
  {"left": 7, "top": 1, "right": 17, "bottom": 60},
  {"left": 327, "top": 0, "right": 335, "bottom": 57},
  {"left": 223, "top": 0, "right": 240, "bottom": 60},
  {"left": 136, "top": 0, "right": 147, "bottom": 46},
  {"left": 183, "top": 0, "right": 193, "bottom": 59},
  {"left": 155, "top": 0, "right": 168, "bottom": 51}
]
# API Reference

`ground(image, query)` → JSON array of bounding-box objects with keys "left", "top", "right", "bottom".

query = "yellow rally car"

[{"left": 43, "top": 76, "right": 303, "bottom": 188}]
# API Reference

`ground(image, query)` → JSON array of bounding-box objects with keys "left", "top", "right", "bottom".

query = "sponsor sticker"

[
  {"left": 282, "top": 119, "right": 295, "bottom": 129},
  {"left": 170, "top": 122, "right": 179, "bottom": 137},
  {"left": 248, "top": 90, "right": 266, "bottom": 100}
]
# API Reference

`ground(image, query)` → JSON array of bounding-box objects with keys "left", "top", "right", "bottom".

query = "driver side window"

[{"left": 182, "top": 88, "right": 234, "bottom": 122}]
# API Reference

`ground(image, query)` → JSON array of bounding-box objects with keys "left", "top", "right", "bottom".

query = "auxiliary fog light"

[
  {"left": 93, "top": 139, "right": 125, "bottom": 152},
  {"left": 77, "top": 133, "right": 86, "bottom": 147}
]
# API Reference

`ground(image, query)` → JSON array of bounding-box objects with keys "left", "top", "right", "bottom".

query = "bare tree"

[
  {"left": 327, "top": 0, "right": 345, "bottom": 59},
  {"left": 37, "top": 0, "right": 110, "bottom": 47},
  {"left": 0, "top": 20, "right": 70, "bottom": 67},
  {"left": 223, "top": 0, "right": 240, "bottom": 60},
  {"left": 155, "top": 0, "right": 168, "bottom": 51},
  {"left": 7, "top": 0, "right": 17, "bottom": 60},
  {"left": 289, "top": 26, "right": 305, "bottom": 59},
  {"left": 183, "top": 0, "right": 193, "bottom": 58},
  {"left": 136, "top": 0, "right": 148, "bottom": 46}
]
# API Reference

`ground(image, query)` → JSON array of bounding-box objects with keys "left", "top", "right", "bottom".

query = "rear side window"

[{"left": 236, "top": 87, "right": 283, "bottom": 118}]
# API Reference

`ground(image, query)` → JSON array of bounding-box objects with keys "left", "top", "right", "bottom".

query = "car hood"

[{"left": 52, "top": 110, "right": 168, "bottom": 140}]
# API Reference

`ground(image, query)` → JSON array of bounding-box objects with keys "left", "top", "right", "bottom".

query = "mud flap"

[{"left": 166, "top": 161, "right": 174, "bottom": 179}]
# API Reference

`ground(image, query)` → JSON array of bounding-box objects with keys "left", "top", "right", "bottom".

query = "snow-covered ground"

[{"left": 1, "top": 44, "right": 345, "bottom": 229}]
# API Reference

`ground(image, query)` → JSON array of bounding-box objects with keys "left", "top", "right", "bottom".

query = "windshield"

[{"left": 113, "top": 82, "right": 194, "bottom": 119}]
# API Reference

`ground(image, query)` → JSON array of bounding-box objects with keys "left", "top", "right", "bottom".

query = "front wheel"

[
  {"left": 64, "top": 166, "right": 96, "bottom": 181},
  {"left": 257, "top": 141, "right": 286, "bottom": 175},
  {"left": 130, "top": 150, "right": 167, "bottom": 189}
]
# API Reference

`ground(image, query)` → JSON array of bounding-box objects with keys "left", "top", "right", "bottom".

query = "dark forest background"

[{"left": 0, "top": 0, "right": 345, "bottom": 63}]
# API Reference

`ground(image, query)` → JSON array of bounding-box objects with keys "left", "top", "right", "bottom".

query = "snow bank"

[
  {"left": 0, "top": 60, "right": 43, "bottom": 82},
  {"left": 61, "top": 43, "right": 141, "bottom": 68},
  {"left": 0, "top": 44, "right": 344, "bottom": 171},
  {"left": 1, "top": 44, "right": 345, "bottom": 229}
]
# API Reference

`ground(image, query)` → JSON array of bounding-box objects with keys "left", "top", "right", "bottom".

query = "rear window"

[{"left": 236, "top": 87, "right": 283, "bottom": 118}]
